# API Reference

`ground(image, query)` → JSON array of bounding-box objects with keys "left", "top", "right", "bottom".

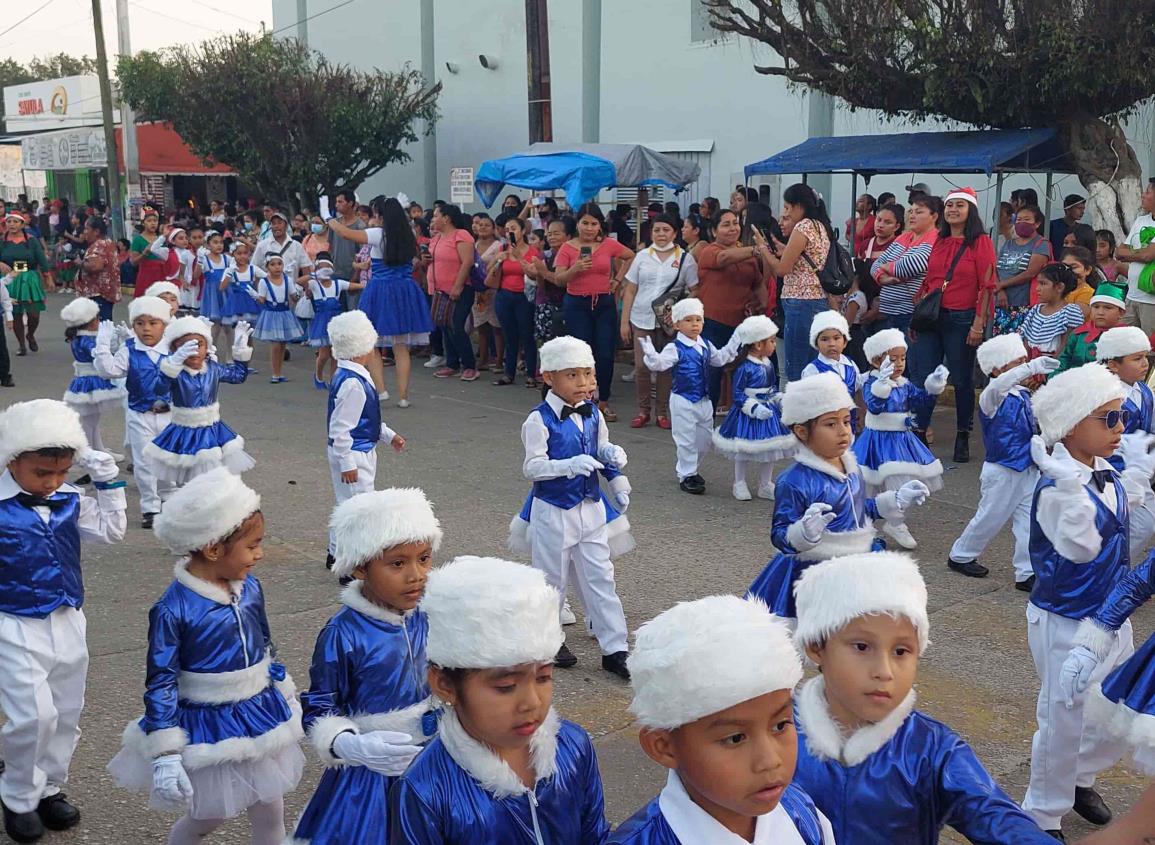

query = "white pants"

[
  {"left": 327, "top": 447, "right": 377, "bottom": 554},
  {"left": 1129, "top": 491, "right": 1155, "bottom": 563},
  {"left": 1023, "top": 603, "right": 1134, "bottom": 830},
  {"left": 0, "top": 608, "right": 88, "bottom": 814},
  {"left": 77, "top": 409, "right": 106, "bottom": 454},
  {"left": 949, "top": 463, "right": 1037, "bottom": 582},
  {"left": 669, "top": 393, "right": 713, "bottom": 480},
  {"left": 127, "top": 409, "right": 175, "bottom": 514},
  {"left": 530, "top": 498, "right": 628, "bottom": 655}
]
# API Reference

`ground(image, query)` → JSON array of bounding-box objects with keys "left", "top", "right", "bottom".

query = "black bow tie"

[
  {"left": 561, "top": 403, "right": 593, "bottom": 420},
  {"left": 16, "top": 492, "right": 67, "bottom": 510},
  {"left": 1090, "top": 469, "right": 1115, "bottom": 493}
]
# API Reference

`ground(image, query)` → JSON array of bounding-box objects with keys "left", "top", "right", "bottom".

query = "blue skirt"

[
  {"left": 64, "top": 375, "right": 125, "bottom": 408},
  {"left": 291, "top": 766, "right": 395, "bottom": 845},
  {"left": 309, "top": 301, "right": 343, "bottom": 348},
  {"left": 1090, "top": 631, "right": 1155, "bottom": 773},
  {"left": 144, "top": 419, "right": 255, "bottom": 484},
  {"left": 852, "top": 428, "right": 944, "bottom": 492},
  {"left": 748, "top": 537, "right": 887, "bottom": 619},
  {"left": 200, "top": 278, "right": 225, "bottom": 323},
  {"left": 712, "top": 405, "right": 796, "bottom": 462},
  {"left": 221, "top": 285, "right": 260, "bottom": 325},
  {"left": 255, "top": 309, "right": 305, "bottom": 342},
  {"left": 358, "top": 261, "right": 433, "bottom": 342}
]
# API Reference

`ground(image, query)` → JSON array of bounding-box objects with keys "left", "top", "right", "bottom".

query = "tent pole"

[
  {"left": 636, "top": 186, "right": 647, "bottom": 248},
  {"left": 1043, "top": 171, "right": 1054, "bottom": 239},
  {"left": 992, "top": 173, "right": 1005, "bottom": 251},
  {"left": 849, "top": 172, "right": 858, "bottom": 246}
]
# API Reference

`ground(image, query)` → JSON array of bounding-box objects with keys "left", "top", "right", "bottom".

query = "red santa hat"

[{"left": 944, "top": 187, "right": 979, "bottom": 207}]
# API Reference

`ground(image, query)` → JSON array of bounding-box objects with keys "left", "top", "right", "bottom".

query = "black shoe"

[
  {"left": 679, "top": 475, "right": 706, "bottom": 495},
  {"left": 953, "top": 430, "right": 970, "bottom": 463},
  {"left": 1073, "top": 786, "right": 1112, "bottom": 825},
  {"left": 947, "top": 557, "right": 989, "bottom": 578},
  {"left": 1045, "top": 831, "right": 1065, "bottom": 842},
  {"left": 0, "top": 376, "right": 13, "bottom": 387},
  {"left": 73, "top": 474, "right": 91, "bottom": 486},
  {"left": 15, "top": 347, "right": 26, "bottom": 357},
  {"left": 36, "top": 794, "right": 79, "bottom": 831},
  {"left": 554, "top": 644, "right": 578, "bottom": 669},
  {"left": 325, "top": 553, "right": 336, "bottom": 571},
  {"left": 141, "top": 512, "right": 157, "bottom": 530},
  {"left": 2, "top": 800, "right": 44, "bottom": 843},
  {"left": 283, "top": 348, "right": 291, "bottom": 361},
  {"left": 338, "top": 575, "right": 353, "bottom": 587},
  {"left": 601, "top": 651, "right": 630, "bottom": 680},
  {"left": 1015, "top": 574, "right": 1036, "bottom": 592},
  {"left": 27, "top": 337, "right": 38, "bottom": 353}
]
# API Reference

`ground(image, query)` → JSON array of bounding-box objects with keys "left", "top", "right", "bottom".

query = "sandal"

[
  {"left": 492, "top": 375, "right": 515, "bottom": 386},
  {"left": 599, "top": 402, "right": 617, "bottom": 422},
  {"left": 525, "top": 378, "right": 538, "bottom": 389}
]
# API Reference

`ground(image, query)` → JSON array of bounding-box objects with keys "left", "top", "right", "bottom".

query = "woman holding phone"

[{"left": 488, "top": 217, "right": 541, "bottom": 387}]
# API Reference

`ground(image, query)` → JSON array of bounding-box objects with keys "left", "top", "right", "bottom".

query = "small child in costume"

[
  {"left": 144, "top": 315, "right": 255, "bottom": 486},
  {"left": 1056, "top": 283, "right": 1127, "bottom": 373},
  {"left": 308, "top": 253, "right": 364, "bottom": 389},
  {"left": 107, "top": 468, "right": 305, "bottom": 845},
  {"left": 60, "top": 297, "right": 125, "bottom": 456},
  {"left": 254, "top": 254, "right": 304, "bottom": 384},
  {"left": 218, "top": 241, "right": 264, "bottom": 331},
  {"left": 198, "top": 231, "right": 233, "bottom": 360},
  {"left": 801, "top": 310, "right": 862, "bottom": 432},
  {"left": 747, "top": 371, "right": 928, "bottom": 620},
  {"left": 946, "top": 334, "right": 1058, "bottom": 586},
  {"left": 791, "top": 551, "right": 1056, "bottom": 844},
  {"left": 852, "top": 327, "right": 946, "bottom": 549},
  {"left": 144, "top": 281, "right": 181, "bottom": 319},
  {"left": 0, "top": 400, "right": 125, "bottom": 845},
  {"left": 290, "top": 488, "right": 441, "bottom": 845},
  {"left": 640, "top": 297, "right": 741, "bottom": 495},
  {"left": 712, "top": 315, "right": 796, "bottom": 502},
  {"left": 389, "top": 556, "right": 611, "bottom": 844},
  {"left": 611, "top": 595, "right": 835, "bottom": 844}
]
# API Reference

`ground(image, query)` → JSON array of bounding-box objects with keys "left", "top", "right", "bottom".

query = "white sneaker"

[
  {"left": 620, "top": 368, "right": 636, "bottom": 383},
  {"left": 378, "top": 389, "right": 390, "bottom": 402},
  {"left": 732, "top": 480, "right": 752, "bottom": 501},
  {"left": 883, "top": 521, "right": 918, "bottom": 549},
  {"left": 397, "top": 399, "right": 410, "bottom": 408},
  {"left": 756, "top": 484, "right": 775, "bottom": 501},
  {"left": 424, "top": 355, "right": 446, "bottom": 368},
  {"left": 107, "top": 451, "right": 126, "bottom": 463},
  {"left": 560, "top": 601, "right": 576, "bottom": 625}
]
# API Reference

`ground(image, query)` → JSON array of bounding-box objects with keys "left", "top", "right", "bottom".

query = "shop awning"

[{"left": 115, "top": 123, "right": 235, "bottom": 176}]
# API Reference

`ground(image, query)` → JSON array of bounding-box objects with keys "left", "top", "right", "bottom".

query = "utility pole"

[
  {"left": 92, "top": 0, "right": 124, "bottom": 239},
  {"left": 115, "top": 0, "right": 140, "bottom": 219}
]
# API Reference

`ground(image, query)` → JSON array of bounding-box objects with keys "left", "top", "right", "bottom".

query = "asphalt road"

[{"left": 1, "top": 299, "right": 1151, "bottom": 843}]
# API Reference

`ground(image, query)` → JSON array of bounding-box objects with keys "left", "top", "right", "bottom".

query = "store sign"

[
  {"left": 20, "top": 128, "right": 108, "bottom": 171},
  {"left": 449, "top": 166, "right": 474, "bottom": 205},
  {"left": 3, "top": 76, "right": 106, "bottom": 131}
]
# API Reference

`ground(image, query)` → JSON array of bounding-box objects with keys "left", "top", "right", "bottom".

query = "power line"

[
  {"left": 0, "top": 0, "right": 57, "bottom": 40},
  {"left": 127, "top": 1, "right": 225, "bottom": 33},
  {"left": 270, "top": 0, "right": 359, "bottom": 36}
]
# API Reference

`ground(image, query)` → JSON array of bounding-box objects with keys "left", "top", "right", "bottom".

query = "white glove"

[
  {"left": 799, "top": 503, "right": 836, "bottom": 544},
  {"left": 150, "top": 753, "right": 193, "bottom": 811},
  {"left": 170, "top": 339, "right": 200, "bottom": 366},
  {"left": 332, "top": 730, "right": 423, "bottom": 776},
  {"left": 723, "top": 331, "right": 743, "bottom": 354},
  {"left": 615, "top": 492, "right": 630, "bottom": 512},
  {"left": 244, "top": 284, "right": 261, "bottom": 300},
  {"left": 232, "top": 320, "right": 254, "bottom": 356},
  {"left": 924, "top": 364, "right": 950, "bottom": 395},
  {"left": 115, "top": 321, "right": 133, "bottom": 341},
  {"left": 1119, "top": 431, "right": 1155, "bottom": 481},
  {"left": 1060, "top": 645, "right": 1101, "bottom": 708},
  {"left": 895, "top": 480, "right": 930, "bottom": 510},
  {"left": 598, "top": 443, "right": 628, "bottom": 469},
  {"left": 1030, "top": 436, "right": 1082, "bottom": 482},
  {"left": 639, "top": 336, "right": 656, "bottom": 357},
  {"left": 95, "top": 319, "right": 116, "bottom": 349},
  {"left": 564, "top": 455, "right": 604, "bottom": 478},
  {"left": 752, "top": 404, "right": 773, "bottom": 420},
  {"left": 77, "top": 449, "right": 118, "bottom": 482},
  {"left": 876, "top": 355, "right": 896, "bottom": 383},
  {"left": 1027, "top": 356, "right": 1060, "bottom": 377}
]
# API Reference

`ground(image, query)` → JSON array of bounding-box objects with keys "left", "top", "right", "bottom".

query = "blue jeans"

[
  {"left": 563, "top": 293, "right": 616, "bottom": 402},
  {"left": 702, "top": 318, "right": 737, "bottom": 407},
  {"left": 444, "top": 287, "right": 476, "bottom": 371},
  {"left": 880, "top": 312, "right": 912, "bottom": 335},
  {"left": 782, "top": 298, "right": 829, "bottom": 382},
  {"left": 495, "top": 288, "right": 537, "bottom": 379},
  {"left": 908, "top": 307, "right": 977, "bottom": 432}
]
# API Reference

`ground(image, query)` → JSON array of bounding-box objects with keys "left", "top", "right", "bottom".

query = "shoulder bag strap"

[
  {"left": 658, "top": 247, "right": 687, "bottom": 297},
  {"left": 941, "top": 240, "right": 968, "bottom": 290}
]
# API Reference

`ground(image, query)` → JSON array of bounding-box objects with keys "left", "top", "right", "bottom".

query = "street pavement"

[{"left": 1, "top": 298, "right": 1151, "bottom": 843}]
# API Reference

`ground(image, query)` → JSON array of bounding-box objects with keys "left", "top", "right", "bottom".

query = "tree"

[
  {"left": 0, "top": 54, "right": 97, "bottom": 130},
  {"left": 705, "top": 0, "right": 1155, "bottom": 235},
  {"left": 117, "top": 32, "right": 441, "bottom": 210}
]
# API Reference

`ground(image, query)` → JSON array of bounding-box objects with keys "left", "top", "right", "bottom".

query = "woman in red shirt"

[
  {"left": 910, "top": 187, "right": 996, "bottom": 463},
  {"left": 488, "top": 217, "right": 542, "bottom": 387},
  {"left": 423, "top": 204, "right": 478, "bottom": 381}
]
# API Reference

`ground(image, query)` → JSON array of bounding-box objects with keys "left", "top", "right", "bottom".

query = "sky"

[{"left": 1, "top": 0, "right": 273, "bottom": 65}]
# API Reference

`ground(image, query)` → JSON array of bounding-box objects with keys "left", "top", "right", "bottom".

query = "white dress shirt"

[
  {"left": 327, "top": 361, "right": 396, "bottom": 472},
  {"left": 642, "top": 332, "right": 739, "bottom": 373},
  {"left": 253, "top": 234, "right": 312, "bottom": 282}
]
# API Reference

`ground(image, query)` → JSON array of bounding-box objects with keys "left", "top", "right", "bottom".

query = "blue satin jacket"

[
  {"left": 1090, "top": 548, "right": 1155, "bottom": 632},
  {"left": 1109, "top": 382, "right": 1155, "bottom": 470},
  {"left": 862, "top": 376, "right": 934, "bottom": 419},
  {"left": 165, "top": 360, "right": 248, "bottom": 409}
]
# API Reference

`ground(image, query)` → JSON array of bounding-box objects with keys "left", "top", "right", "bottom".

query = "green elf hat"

[{"left": 1090, "top": 283, "right": 1127, "bottom": 311}]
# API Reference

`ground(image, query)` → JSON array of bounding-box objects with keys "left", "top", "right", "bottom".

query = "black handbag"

[
  {"left": 909, "top": 242, "right": 967, "bottom": 333},
  {"left": 649, "top": 248, "right": 689, "bottom": 337}
]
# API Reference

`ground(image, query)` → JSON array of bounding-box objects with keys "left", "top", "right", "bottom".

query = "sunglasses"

[{"left": 1090, "top": 409, "right": 1131, "bottom": 429}]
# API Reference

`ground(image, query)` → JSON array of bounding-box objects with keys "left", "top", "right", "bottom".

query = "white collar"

[
  {"left": 337, "top": 360, "right": 372, "bottom": 381},
  {"left": 339, "top": 580, "right": 411, "bottom": 625},
  {"left": 1128, "top": 381, "right": 1147, "bottom": 403},
  {"left": 545, "top": 390, "right": 589, "bottom": 419},
  {"left": 437, "top": 705, "right": 560, "bottom": 799},
  {"left": 676, "top": 332, "right": 706, "bottom": 350},
  {"left": 1054, "top": 444, "right": 1114, "bottom": 481},
  {"left": 747, "top": 354, "right": 770, "bottom": 365},
  {"left": 0, "top": 470, "right": 79, "bottom": 502},
  {"left": 795, "top": 676, "right": 916, "bottom": 767},
  {"left": 658, "top": 770, "right": 791, "bottom": 844},
  {"left": 793, "top": 444, "right": 859, "bottom": 480},
  {"left": 817, "top": 353, "right": 847, "bottom": 368},
  {"left": 77, "top": 329, "right": 97, "bottom": 337},
  {"left": 173, "top": 557, "right": 243, "bottom": 604}
]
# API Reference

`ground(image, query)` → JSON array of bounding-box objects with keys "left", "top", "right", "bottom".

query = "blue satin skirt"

[{"left": 292, "top": 765, "right": 396, "bottom": 844}]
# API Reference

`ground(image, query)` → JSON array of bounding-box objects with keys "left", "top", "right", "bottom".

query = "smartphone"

[
  {"left": 580, "top": 246, "right": 592, "bottom": 259},
  {"left": 533, "top": 196, "right": 546, "bottom": 207},
  {"left": 419, "top": 243, "right": 429, "bottom": 255},
  {"left": 509, "top": 231, "right": 519, "bottom": 246}
]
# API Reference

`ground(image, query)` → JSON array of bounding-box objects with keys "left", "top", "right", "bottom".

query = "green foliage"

[{"left": 0, "top": 53, "right": 97, "bottom": 129}]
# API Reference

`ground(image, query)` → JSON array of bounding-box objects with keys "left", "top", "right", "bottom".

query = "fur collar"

[
  {"left": 794, "top": 444, "right": 860, "bottom": 480},
  {"left": 437, "top": 705, "right": 560, "bottom": 799},
  {"left": 747, "top": 354, "right": 770, "bottom": 365},
  {"left": 339, "top": 581, "right": 411, "bottom": 626},
  {"left": 796, "top": 676, "right": 916, "bottom": 767},
  {"left": 173, "top": 558, "right": 243, "bottom": 604}
]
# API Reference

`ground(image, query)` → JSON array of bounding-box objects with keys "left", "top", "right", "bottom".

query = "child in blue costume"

[
  {"left": 107, "top": 468, "right": 305, "bottom": 845},
  {"left": 611, "top": 595, "right": 835, "bottom": 844},
  {"left": 198, "top": 231, "right": 234, "bottom": 360},
  {"left": 60, "top": 297, "right": 125, "bottom": 457},
  {"left": 746, "top": 371, "right": 928, "bottom": 620},
  {"left": 254, "top": 255, "right": 304, "bottom": 384},
  {"left": 289, "top": 488, "right": 442, "bottom": 845},
  {"left": 218, "top": 241, "right": 263, "bottom": 331},
  {"left": 791, "top": 551, "right": 1056, "bottom": 844},
  {"left": 390, "top": 556, "right": 611, "bottom": 844},
  {"left": 307, "top": 254, "right": 363, "bottom": 389},
  {"left": 801, "top": 310, "right": 862, "bottom": 432},
  {"left": 144, "top": 316, "right": 255, "bottom": 486},
  {"left": 712, "top": 314, "right": 796, "bottom": 502}
]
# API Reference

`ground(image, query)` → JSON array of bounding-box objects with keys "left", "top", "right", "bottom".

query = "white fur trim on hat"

[
  {"left": 736, "top": 315, "right": 778, "bottom": 346},
  {"left": 671, "top": 298, "right": 704, "bottom": 324},
  {"left": 977, "top": 334, "right": 1028, "bottom": 375},
  {"left": 628, "top": 596, "right": 802, "bottom": 730},
  {"left": 780, "top": 371, "right": 853, "bottom": 427},
  {"left": 809, "top": 310, "right": 850, "bottom": 349},
  {"left": 327, "top": 311, "right": 379, "bottom": 360},
  {"left": 0, "top": 399, "right": 88, "bottom": 467},
  {"left": 1096, "top": 326, "right": 1152, "bottom": 361},
  {"left": 153, "top": 467, "right": 261, "bottom": 555},
  {"left": 162, "top": 316, "right": 212, "bottom": 348},
  {"left": 60, "top": 297, "right": 99, "bottom": 328},
  {"left": 129, "top": 296, "right": 173, "bottom": 324},
  {"left": 539, "top": 336, "right": 595, "bottom": 372},
  {"left": 422, "top": 556, "right": 562, "bottom": 669},
  {"left": 794, "top": 551, "right": 929, "bottom": 656},
  {"left": 329, "top": 488, "right": 443, "bottom": 578},
  {"left": 144, "top": 282, "right": 181, "bottom": 300},
  {"left": 1032, "top": 362, "right": 1126, "bottom": 446},
  {"left": 863, "top": 328, "right": 907, "bottom": 364}
]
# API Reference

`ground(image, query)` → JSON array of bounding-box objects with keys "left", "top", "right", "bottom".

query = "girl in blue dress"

[
  {"left": 254, "top": 255, "right": 304, "bottom": 384},
  {"left": 290, "top": 488, "right": 444, "bottom": 845},
  {"left": 108, "top": 468, "right": 305, "bottom": 845},
  {"left": 218, "top": 241, "right": 264, "bottom": 329},
  {"left": 198, "top": 231, "right": 232, "bottom": 354},
  {"left": 712, "top": 314, "right": 796, "bottom": 501},
  {"left": 143, "top": 316, "right": 255, "bottom": 485},
  {"left": 307, "top": 254, "right": 364, "bottom": 389},
  {"left": 61, "top": 297, "right": 125, "bottom": 456}
]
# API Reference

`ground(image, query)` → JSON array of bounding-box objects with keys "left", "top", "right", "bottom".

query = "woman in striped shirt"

[{"left": 870, "top": 195, "right": 943, "bottom": 333}]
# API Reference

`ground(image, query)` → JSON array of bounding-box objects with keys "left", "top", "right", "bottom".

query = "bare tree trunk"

[{"left": 1061, "top": 114, "right": 1142, "bottom": 240}]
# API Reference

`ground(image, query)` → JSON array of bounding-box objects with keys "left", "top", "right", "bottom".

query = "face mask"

[
  {"left": 310, "top": 223, "right": 324, "bottom": 234},
  {"left": 243, "top": 221, "right": 254, "bottom": 231},
  {"left": 1014, "top": 221, "right": 1037, "bottom": 238},
  {"left": 316, "top": 268, "right": 333, "bottom": 281}
]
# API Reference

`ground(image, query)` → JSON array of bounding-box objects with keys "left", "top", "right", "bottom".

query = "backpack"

[{"left": 802, "top": 227, "right": 853, "bottom": 296}]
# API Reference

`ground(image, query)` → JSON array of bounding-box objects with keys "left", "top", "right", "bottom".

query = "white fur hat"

[
  {"left": 329, "top": 488, "right": 443, "bottom": 578},
  {"left": 809, "top": 310, "right": 850, "bottom": 349},
  {"left": 0, "top": 399, "right": 88, "bottom": 467},
  {"left": 671, "top": 297, "right": 704, "bottom": 324},
  {"left": 736, "top": 314, "right": 778, "bottom": 346},
  {"left": 162, "top": 316, "right": 212, "bottom": 348},
  {"left": 794, "top": 551, "right": 930, "bottom": 656},
  {"left": 153, "top": 467, "right": 261, "bottom": 555},
  {"left": 1096, "top": 326, "right": 1152, "bottom": 361},
  {"left": 422, "top": 556, "right": 562, "bottom": 669},
  {"left": 144, "top": 281, "right": 181, "bottom": 300},
  {"left": 863, "top": 328, "right": 907, "bottom": 364},
  {"left": 628, "top": 596, "right": 802, "bottom": 730},
  {"left": 780, "top": 371, "right": 852, "bottom": 426},
  {"left": 129, "top": 296, "right": 173, "bottom": 324},
  {"left": 327, "top": 310, "right": 379, "bottom": 360},
  {"left": 60, "top": 297, "right": 99, "bottom": 328},
  {"left": 977, "top": 334, "right": 1028, "bottom": 375},
  {"left": 539, "top": 336, "right": 595, "bottom": 372},
  {"left": 1033, "top": 362, "right": 1126, "bottom": 445}
]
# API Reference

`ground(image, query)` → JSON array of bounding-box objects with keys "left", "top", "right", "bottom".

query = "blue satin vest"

[
  {"left": 532, "top": 401, "right": 602, "bottom": 508},
  {"left": 70, "top": 333, "right": 96, "bottom": 363},
  {"left": 979, "top": 388, "right": 1036, "bottom": 472},
  {"left": 1110, "top": 383, "right": 1155, "bottom": 471},
  {"left": 670, "top": 340, "right": 709, "bottom": 403},
  {"left": 168, "top": 361, "right": 247, "bottom": 409},
  {"left": 811, "top": 356, "right": 856, "bottom": 399},
  {"left": 0, "top": 493, "right": 82, "bottom": 618},
  {"left": 327, "top": 367, "right": 381, "bottom": 452},
  {"left": 125, "top": 339, "right": 171, "bottom": 412}
]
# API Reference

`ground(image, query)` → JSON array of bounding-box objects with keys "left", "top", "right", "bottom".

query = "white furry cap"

[
  {"left": 628, "top": 596, "right": 802, "bottom": 730},
  {"left": 1032, "top": 362, "right": 1126, "bottom": 445},
  {"left": 328, "top": 311, "right": 379, "bottom": 360},
  {"left": 1096, "top": 326, "right": 1152, "bottom": 361},
  {"left": 736, "top": 315, "right": 778, "bottom": 345},
  {"left": 809, "top": 310, "right": 850, "bottom": 348},
  {"left": 153, "top": 467, "right": 261, "bottom": 555},
  {"left": 780, "top": 371, "right": 853, "bottom": 426},
  {"left": 162, "top": 316, "right": 212, "bottom": 348},
  {"left": 129, "top": 296, "right": 173, "bottom": 324},
  {"left": 863, "top": 328, "right": 907, "bottom": 364},
  {"left": 60, "top": 297, "right": 99, "bottom": 328},
  {"left": 329, "top": 488, "right": 443, "bottom": 578},
  {"left": 422, "top": 556, "right": 562, "bottom": 669},
  {"left": 671, "top": 297, "right": 704, "bottom": 324},
  {"left": 977, "top": 334, "right": 1028, "bottom": 375},
  {"left": 145, "top": 282, "right": 181, "bottom": 300},
  {"left": 539, "top": 336, "right": 595, "bottom": 372},
  {"left": 0, "top": 399, "right": 88, "bottom": 467},
  {"left": 794, "top": 551, "right": 929, "bottom": 656}
]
